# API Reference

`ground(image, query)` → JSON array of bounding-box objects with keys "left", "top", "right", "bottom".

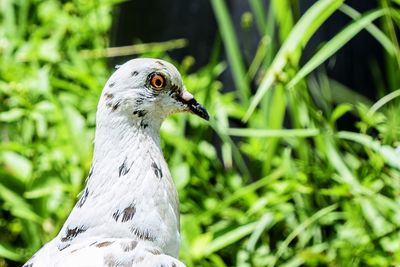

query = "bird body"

[{"left": 24, "top": 58, "right": 209, "bottom": 267}]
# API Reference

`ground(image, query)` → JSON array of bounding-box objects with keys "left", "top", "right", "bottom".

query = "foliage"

[
  {"left": 0, "top": 0, "right": 113, "bottom": 265},
  {"left": 0, "top": 0, "right": 400, "bottom": 267}
]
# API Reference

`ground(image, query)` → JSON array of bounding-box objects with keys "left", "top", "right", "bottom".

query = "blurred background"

[{"left": 1, "top": 0, "right": 400, "bottom": 266}]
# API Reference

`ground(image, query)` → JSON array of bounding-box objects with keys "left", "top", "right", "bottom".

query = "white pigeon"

[{"left": 23, "top": 58, "right": 209, "bottom": 267}]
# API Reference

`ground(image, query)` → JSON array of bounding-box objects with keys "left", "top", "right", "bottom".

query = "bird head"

[{"left": 98, "top": 58, "right": 209, "bottom": 129}]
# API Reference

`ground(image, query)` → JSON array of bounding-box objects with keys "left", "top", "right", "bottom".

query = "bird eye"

[{"left": 150, "top": 73, "right": 166, "bottom": 90}]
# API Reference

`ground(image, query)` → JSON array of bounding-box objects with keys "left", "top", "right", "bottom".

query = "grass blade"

[
  {"left": 205, "top": 222, "right": 258, "bottom": 256},
  {"left": 249, "top": 0, "right": 267, "bottom": 35},
  {"left": 0, "top": 244, "right": 23, "bottom": 261},
  {"left": 327, "top": 78, "right": 374, "bottom": 106},
  {"left": 368, "top": 88, "right": 400, "bottom": 115},
  {"left": 340, "top": 4, "right": 397, "bottom": 56},
  {"left": 247, "top": 213, "right": 275, "bottom": 251},
  {"left": 244, "top": 0, "right": 344, "bottom": 121},
  {"left": 211, "top": 0, "right": 250, "bottom": 104},
  {"left": 269, "top": 204, "right": 338, "bottom": 267},
  {"left": 318, "top": 135, "right": 361, "bottom": 190},
  {"left": 80, "top": 39, "right": 188, "bottom": 58},
  {"left": 337, "top": 131, "right": 400, "bottom": 170},
  {"left": 287, "top": 9, "right": 386, "bottom": 89},
  {"left": 225, "top": 128, "right": 320, "bottom": 138}
]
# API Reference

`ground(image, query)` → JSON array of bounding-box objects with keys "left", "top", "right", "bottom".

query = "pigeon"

[{"left": 23, "top": 58, "right": 209, "bottom": 267}]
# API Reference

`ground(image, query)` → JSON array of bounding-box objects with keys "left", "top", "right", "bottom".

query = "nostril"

[{"left": 179, "top": 91, "right": 194, "bottom": 102}]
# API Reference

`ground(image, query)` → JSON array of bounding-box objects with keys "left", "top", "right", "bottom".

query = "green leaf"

[
  {"left": 359, "top": 198, "right": 392, "bottom": 237},
  {"left": 337, "top": 131, "right": 400, "bottom": 170},
  {"left": 0, "top": 184, "right": 42, "bottom": 223},
  {"left": 287, "top": 9, "right": 386, "bottom": 89},
  {"left": 244, "top": 0, "right": 344, "bottom": 121},
  {"left": 0, "top": 108, "right": 25, "bottom": 122},
  {"left": 210, "top": 0, "right": 250, "bottom": 104},
  {"left": 1, "top": 151, "right": 32, "bottom": 182},
  {"left": 327, "top": 79, "right": 373, "bottom": 106},
  {"left": 191, "top": 232, "right": 213, "bottom": 259},
  {"left": 205, "top": 222, "right": 258, "bottom": 256},
  {"left": 0, "top": 243, "right": 23, "bottom": 261},
  {"left": 323, "top": 135, "right": 361, "bottom": 190},
  {"left": 24, "top": 181, "right": 65, "bottom": 199},
  {"left": 225, "top": 128, "right": 320, "bottom": 138},
  {"left": 247, "top": 213, "right": 275, "bottom": 251},
  {"left": 270, "top": 204, "right": 338, "bottom": 267},
  {"left": 249, "top": 0, "right": 268, "bottom": 34},
  {"left": 368, "top": 89, "right": 400, "bottom": 115},
  {"left": 330, "top": 103, "right": 353, "bottom": 124},
  {"left": 172, "top": 163, "right": 190, "bottom": 190},
  {"left": 340, "top": 4, "right": 397, "bottom": 57}
]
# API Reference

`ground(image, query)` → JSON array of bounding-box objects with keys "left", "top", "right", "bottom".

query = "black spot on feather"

[
  {"left": 109, "top": 82, "right": 115, "bottom": 88},
  {"left": 88, "top": 165, "right": 94, "bottom": 177},
  {"left": 112, "top": 210, "right": 120, "bottom": 221},
  {"left": 104, "top": 253, "right": 117, "bottom": 267},
  {"left": 58, "top": 243, "right": 71, "bottom": 251},
  {"left": 61, "top": 226, "right": 87, "bottom": 242},
  {"left": 77, "top": 187, "right": 89, "bottom": 208},
  {"left": 134, "top": 256, "right": 145, "bottom": 263},
  {"left": 133, "top": 110, "right": 147, "bottom": 117},
  {"left": 135, "top": 98, "right": 144, "bottom": 105},
  {"left": 146, "top": 248, "right": 161, "bottom": 255},
  {"left": 130, "top": 227, "right": 155, "bottom": 241},
  {"left": 137, "top": 92, "right": 147, "bottom": 98},
  {"left": 121, "top": 204, "right": 136, "bottom": 222},
  {"left": 112, "top": 203, "right": 136, "bottom": 222},
  {"left": 23, "top": 263, "right": 33, "bottom": 267},
  {"left": 131, "top": 71, "right": 139, "bottom": 76},
  {"left": 120, "top": 240, "right": 138, "bottom": 252},
  {"left": 112, "top": 101, "right": 120, "bottom": 111},
  {"left": 118, "top": 157, "right": 133, "bottom": 177},
  {"left": 155, "top": 60, "right": 165, "bottom": 66},
  {"left": 140, "top": 120, "right": 148, "bottom": 129},
  {"left": 170, "top": 84, "right": 179, "bottom": 92},
  {"left": 151, "top": 162, "right": 163, "bottom": 179},
  {"left": 104, "top": 93, "right": 114, "bottom": 99},
  {"left": 96, "top": 241, "right": 114, "bottom": 248}
]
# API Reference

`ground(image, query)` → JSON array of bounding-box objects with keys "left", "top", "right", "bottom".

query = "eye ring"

[{"left": 149, "top": 73, "right": 166, "bottom": 90}]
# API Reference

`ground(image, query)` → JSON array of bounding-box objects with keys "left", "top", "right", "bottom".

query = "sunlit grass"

[{"left": 0, "top": 0, "right": 399, "bottom": 267}]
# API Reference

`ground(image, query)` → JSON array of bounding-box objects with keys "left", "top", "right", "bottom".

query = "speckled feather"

[{"left": 23, "top": 58, "right": 209, "bottom": 267}]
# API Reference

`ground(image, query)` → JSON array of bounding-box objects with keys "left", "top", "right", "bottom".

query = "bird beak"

[{"left": 177, "top": 90, "right": 209, "bottom": 121}]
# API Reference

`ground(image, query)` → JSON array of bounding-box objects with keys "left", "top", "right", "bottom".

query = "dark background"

[{"left": 111, "top": 0, "right": 382, "bottom": 101}]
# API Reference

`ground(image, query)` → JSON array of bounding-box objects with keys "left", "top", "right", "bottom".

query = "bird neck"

[
  {"left": 89, "top": 111, "right": 175, "bottom": 206},
  {"left": 94, "top": 112, "right": 162, "bottom": 153},
  {"left": 57, "top": 112, "right": 180, "bottom": 256}
]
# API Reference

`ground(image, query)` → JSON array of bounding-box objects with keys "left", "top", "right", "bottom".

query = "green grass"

[{"left": 1, "top": 0, "right": 400, "bottom": 266}]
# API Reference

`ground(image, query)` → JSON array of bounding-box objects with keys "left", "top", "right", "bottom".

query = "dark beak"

[{"left": 178, "top": 90, "right": 209, "bottom": 121}]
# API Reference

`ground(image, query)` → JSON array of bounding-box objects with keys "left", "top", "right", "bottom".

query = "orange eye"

[{"left": 150, "top": 73, "right": 166, "bottom": 90}]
